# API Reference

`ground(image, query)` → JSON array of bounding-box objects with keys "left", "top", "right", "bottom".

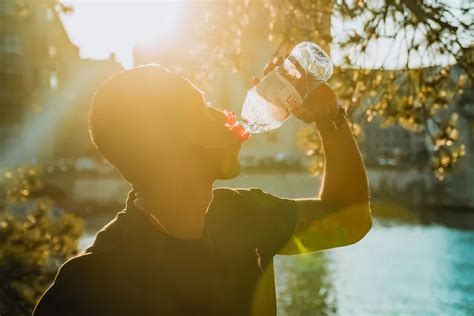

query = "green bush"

[{"left": 0, "top": 167, "right": 84, "bottom": 316}]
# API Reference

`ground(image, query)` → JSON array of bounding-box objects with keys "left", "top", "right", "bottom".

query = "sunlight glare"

[{"left": 61, "top": 1, "right": 185, "bottom": 68}]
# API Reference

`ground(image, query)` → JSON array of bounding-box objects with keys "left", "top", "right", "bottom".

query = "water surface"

[{"left": 275, "top": 220, "right": 474, "bottom": 315}]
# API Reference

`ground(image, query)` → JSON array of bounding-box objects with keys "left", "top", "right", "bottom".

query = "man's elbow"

[
  {"left": 345, "top": 203, "right": 372, "bottom": 245},
  {"left": 351, "top": 211, "right": 372, "bottom": 244}
]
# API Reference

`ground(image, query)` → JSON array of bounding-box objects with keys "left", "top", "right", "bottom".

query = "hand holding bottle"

[
  {"left": 252, "top": 55, "right": 340, "bottom": 127},
  {"left": 242, "top": 42, "right": 339, "bottom": 134}
]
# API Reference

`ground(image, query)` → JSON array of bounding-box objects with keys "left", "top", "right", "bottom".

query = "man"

[{"left": 34, "top": 57, "right": 371, "bottom": 315}]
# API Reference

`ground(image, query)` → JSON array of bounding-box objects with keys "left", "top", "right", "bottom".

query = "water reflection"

[
  {"left": 275, "top": 253, "right": 336, "bottom": 315},
  {"left": 275, "top": 220, "right": 474, "bottom": 316}
]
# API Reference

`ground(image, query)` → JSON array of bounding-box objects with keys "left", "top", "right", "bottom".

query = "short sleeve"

[{"left": 207, "top": 188, "right": 298, "bottom": 259}]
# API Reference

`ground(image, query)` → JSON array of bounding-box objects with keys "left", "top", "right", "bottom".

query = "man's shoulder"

[
  {"left": 54, "top": 250, "right": 132, "bottom": 295},
  {"left": 34, "top": 251, "right": 129, "bottom": 315},
  {"left": 85, "top": 208, "right": 143, "bottom": 254},
  {"left": 212, "top": 187, "right": 266, "bottom": 202},
  {"left": 209, "top": 186, "right": 297, "bottom": 230},
  {"left": 213, "top": 187, "right": 264, "bottom": 194},
  {"left": 56, "top": 251, "right": 110, "bottom": 280},
  {"left": 44, "top": 252, "right": 106, "bottom": 300},
  {"left": 210, "top": 187, "right": 268, "bottom": 215},
  {"left": 212, "top": 187, "right": 295, "bottom": 209},
  {"left": 208, "top": 187, "right": 298, "bottom": 258}
]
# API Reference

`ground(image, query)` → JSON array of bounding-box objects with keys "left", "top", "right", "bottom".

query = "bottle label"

[{"left": 255, "top": 70, "right": 304, "bottom": 120}]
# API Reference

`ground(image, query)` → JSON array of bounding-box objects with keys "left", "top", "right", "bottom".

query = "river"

[{"left": 274, "top": 219, "right": 474, "bottom": 315}]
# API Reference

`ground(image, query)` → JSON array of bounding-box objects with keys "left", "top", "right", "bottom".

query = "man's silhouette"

[{"left": 34, "top": 59, "right": 371, "bottom": 315}]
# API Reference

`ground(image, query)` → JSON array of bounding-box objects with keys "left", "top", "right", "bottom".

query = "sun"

[{"left": 61, "top": 1, "right": 185, "bottom": 68}]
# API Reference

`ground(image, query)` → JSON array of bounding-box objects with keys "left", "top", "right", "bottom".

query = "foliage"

[
  {"left": 193, "top": 0, "right": 472, "bottom": 178},
  {"left": 7, "top": 0, "right": 73, "bottom": 16},
  {"left": 318, "top": 65, "right": 467, "bottom": 179},
  {"left": 0, "top": 167, "right": 84, "bottom": 316}
]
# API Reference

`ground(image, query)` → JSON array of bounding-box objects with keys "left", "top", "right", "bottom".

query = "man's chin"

[{"left": 217, "top": 160, "right": 240, "bottom": 180}]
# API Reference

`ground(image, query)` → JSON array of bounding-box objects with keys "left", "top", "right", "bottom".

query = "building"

[
  {"left": 0, "top": 0, "right": 122, "bottom": 167},
  {"left": 361, "top": 119, "right": 427, "bottom": 167}
]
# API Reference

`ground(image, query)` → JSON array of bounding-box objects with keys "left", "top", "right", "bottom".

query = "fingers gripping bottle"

[{"left": 241, "top": 42, "right": 333, "bottom": 134}]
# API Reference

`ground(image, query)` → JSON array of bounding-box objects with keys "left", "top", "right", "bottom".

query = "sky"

[
  {"left": 60, "top": 0, "right": 186, "bottom": 68},
  {"left": 60, "top": 0, "right": 459, "bottom": 70}
]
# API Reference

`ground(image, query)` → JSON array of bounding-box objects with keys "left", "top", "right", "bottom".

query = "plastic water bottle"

[{"left": 241, "top": 42, "right": 333, "bottom": 134}]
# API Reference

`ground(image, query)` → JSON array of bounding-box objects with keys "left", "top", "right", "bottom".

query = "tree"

[
  {"left": 192, "top": 0, "right": 472, "bottom": 179},
  {"left": 0, "top": 166, "right": 84, "bottom": 316}
]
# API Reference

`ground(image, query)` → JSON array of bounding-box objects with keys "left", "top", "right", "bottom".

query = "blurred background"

[{"left": 0, "top": 0, "right": 472, "bottom": 315}]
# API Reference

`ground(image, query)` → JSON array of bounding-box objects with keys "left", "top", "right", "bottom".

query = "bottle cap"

[{"left": 224, "top": 111, "right": 251, "bottom": 142}]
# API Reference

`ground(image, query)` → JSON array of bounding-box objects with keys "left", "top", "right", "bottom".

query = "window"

[
  {"left": 0, "top": 34, "right": 22, "bottom": 54},
  {"left": 50, "top": 71, "right": 58, "bottom": 90},
  {"left": 0, "top": 1, "right": 13, "bottom": 15},
  {"left": 48, "top": 45, "right": 56, "bottom": 58},
  {"left": 46, "top": 7, "right": 54, "bottom": 21}
]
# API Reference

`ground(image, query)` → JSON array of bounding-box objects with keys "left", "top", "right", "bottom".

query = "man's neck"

[{"left": 133, "top": 177, "right": 214, "bottom": 240}]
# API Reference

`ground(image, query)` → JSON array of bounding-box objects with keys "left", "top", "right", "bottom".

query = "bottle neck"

[{"left": 224, "top": 111, "right": 251, "bottom": 142}]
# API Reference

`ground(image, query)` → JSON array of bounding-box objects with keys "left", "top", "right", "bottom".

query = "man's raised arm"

[
  {"left": 252, "top": 57, "right": 371, "bottom": 255},
  {"left": 281, "top": 85, "right": 371, "bottom": 254}
]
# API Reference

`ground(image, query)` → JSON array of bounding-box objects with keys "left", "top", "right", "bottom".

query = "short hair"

[{"left": 89, "top": 65, "right": 206, "bottom": 182}]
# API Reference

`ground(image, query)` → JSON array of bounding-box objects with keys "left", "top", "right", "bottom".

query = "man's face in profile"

[
  {"left": 135, "top": 77, "right": 242, "bottom": 182},
  {"left": 90, "top": 65, "right": 243, "bottom": 183}
]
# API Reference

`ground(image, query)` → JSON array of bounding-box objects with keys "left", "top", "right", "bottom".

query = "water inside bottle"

[
  {"left": 239, "top": 42, "right": 332, "bottom": 135},
  {"left": 241, "top": 88, "right": 288, "bottom": 134}
]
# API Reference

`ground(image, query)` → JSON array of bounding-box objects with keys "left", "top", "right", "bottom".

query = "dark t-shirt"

[{"left": 34, "top": 188, "right": 298, "bottom": 316}]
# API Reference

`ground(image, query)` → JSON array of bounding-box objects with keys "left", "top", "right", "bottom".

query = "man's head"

[{"left": 89, "top": 65, "right": 241, "bottom": 188}]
